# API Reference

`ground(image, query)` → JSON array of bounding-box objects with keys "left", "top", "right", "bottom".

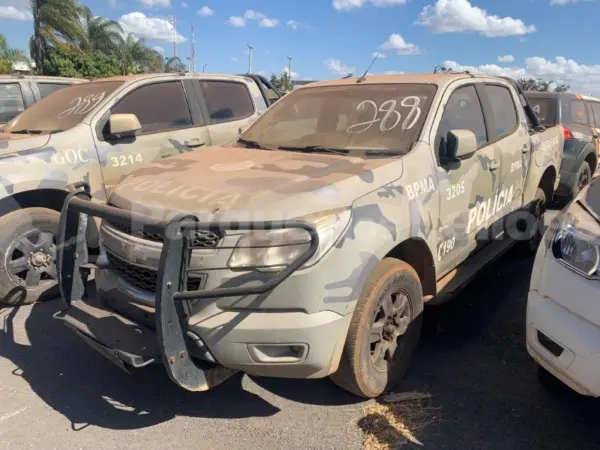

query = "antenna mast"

[
  {"left": 170, "top": 15, "right": 177, "bottom": 58},
  {"left": 190, "top": 21, "right": 196, "bottom": 73}
]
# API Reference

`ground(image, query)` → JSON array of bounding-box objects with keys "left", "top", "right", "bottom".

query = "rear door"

[
  {"left": 93, "top": 79, "right": 211, "bottom": 192},
  {"left": 194, "top": 79, "right": 259, "bottom": 145},
  {"left": 480, "top": 83, "right": 530, "bottom": 219}
]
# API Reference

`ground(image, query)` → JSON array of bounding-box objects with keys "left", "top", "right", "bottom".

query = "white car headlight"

[
  {"left": 552, "top": 205, "right": 600, "bottom": 280},
  {"left": 228, "top": 208, "right": 351, "bottom": 271}
]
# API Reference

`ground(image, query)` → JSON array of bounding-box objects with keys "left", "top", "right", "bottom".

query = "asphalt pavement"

[{"left": 1, "top": 211, "right": 600, "bottom": 449}]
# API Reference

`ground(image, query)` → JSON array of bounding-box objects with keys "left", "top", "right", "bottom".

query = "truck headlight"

[
  {"left": 228, "top": 208, "right": 351, "bottom": 271},
  {"left": 552, "top": 205, "right": 600, "bottom": 280}
]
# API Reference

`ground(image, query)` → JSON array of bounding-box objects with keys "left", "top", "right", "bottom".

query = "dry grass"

[{"left": 358, "top": 393, "right": 440, "bottom": 449}]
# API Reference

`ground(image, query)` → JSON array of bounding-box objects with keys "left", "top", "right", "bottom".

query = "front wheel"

[
  {"left": 572, "top": 161, "right": 592, "bottom": 199},
  {"left": 330, "top": 258, "right": 424, "bottom": 398},
  {"left": 0, "top": 208, "right": 60, "bottom": 306}
]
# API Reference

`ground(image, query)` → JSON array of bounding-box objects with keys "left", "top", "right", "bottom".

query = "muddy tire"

[
  {"left": 514, "top": 188, "right": 547, "bottom": 258},
  {"left": 572, "top": 161, "right": 592, "bottom": 199},
  {"left": 0, "top": 208, "right": 60, "bottom": 306},
  {"left": 330, "top": 258, "right": 424, "bottom": 398}
]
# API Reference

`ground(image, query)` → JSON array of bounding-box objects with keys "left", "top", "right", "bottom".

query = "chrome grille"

[
  {"left": 107, "top": 252, "right": 203, "bottom": 292},
  {"left": 106, "top": 221, "right": 222, "bottom": 249}
]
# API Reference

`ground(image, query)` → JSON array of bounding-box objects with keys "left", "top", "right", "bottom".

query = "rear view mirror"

[
  {"left": 108, "top": 113, "right": 141, "bottom": 138},
  {"left": 446, "top": 129, "right": 477, "bottom": 160}
]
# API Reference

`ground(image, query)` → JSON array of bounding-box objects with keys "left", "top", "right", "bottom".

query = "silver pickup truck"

[{"left": 56, "top": 72, "right": 563, "bottom": 398}]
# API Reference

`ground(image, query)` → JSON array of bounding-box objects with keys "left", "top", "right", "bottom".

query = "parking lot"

[{"left": 0, "top": 212, "right": 599, "bottom": 450}]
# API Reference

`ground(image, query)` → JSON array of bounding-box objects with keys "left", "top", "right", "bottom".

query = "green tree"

[
  {"left": 42, "top": 46, "right": 120, "bottom": 78},
  {"left": 29, "top": 0, "right": 88, "bottom": 73},
  {"left": 0, "top": 34, "right": 30, "bottom": 74},
  {"left": 79, "top": 6, "right": 123, "bottom": 54},
  {"left": 517, "top": 77, "right": 569, "bottom": 93},
  {"left": 165, "top": 56, "right": 185, "bottom": 73}
]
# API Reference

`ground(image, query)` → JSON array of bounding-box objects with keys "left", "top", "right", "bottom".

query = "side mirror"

[
  {"left": 108, "top": 113, "right": 141, "bottom": 139},
  {"left": 446, "top": 129, "right": 477, "bottom": 160}
]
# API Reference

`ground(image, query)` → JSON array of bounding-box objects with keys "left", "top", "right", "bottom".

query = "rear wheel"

[
  {"left": 330, "top": 258, "right": 424, "bottom": 398},
  {"left": 0, "top": 208, "right": 60, "bottom": 306},
  {"left": 515, "top": 188, "right": 547, "bottom": 258},
  {"left": 572, "top": 161, "right": 592, "bottom": 199}
]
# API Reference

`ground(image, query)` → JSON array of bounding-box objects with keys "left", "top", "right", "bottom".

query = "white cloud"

[
  {"left": 498, "top": 54, "right": 515, "bottom": 63},
  {"left": 380, "top": 34, "right": 422, "bottom": 55},
  {"left": 384, "top": 70, "right": 405, "bottom": 74},
  {"left": 119, "top": 12, "right": 186, "bottom": 42},
  {"left": 443, "top": 57, "right": 600, "bottom": 95},
  {"left": 197, "top": 6, "right": 214, "bottom": 16},
  {"left": 333, "top": 0, "right": 407, "bottom": 11},
  {"left": 550, "top": 0, "right": 596, "bottom": 4},
  {"left": 373, "top": 52, "right": 386, "bottom": 58},
  {"left": 226, "top": 16, "right": 245, "bottom": 27},
  {"left": 287, "top": 19, "right": 301, "bottom": 30},
  {"left": 137, "top": 0, "right": 171, "bottom": 7},
  {"left": 282, "top": 66, "right": 300, "bottom": 79},
  {"left": 418, "top": 0, "right": 536, "bottom": 37},
  {"left": 324, "top": 58, "right": 356, "bottom": 75},
  {"left": 0, "top": 5, "right": 32, "bottom": 20},
  {"left": 244, "top": 10, "right": 266, "bottom": 20},
  {"left": 153, "top": 46, "right": 165, "bottom": 54},
  {"left": 259, "top": 17, "right": 279, "bottom": 27},
  {"left": 181, "top": 1, "right": 187, "bottom": 6}
]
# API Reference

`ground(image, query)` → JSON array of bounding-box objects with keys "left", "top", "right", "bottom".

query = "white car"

[{"left": 527, "top": 176, "right": 600, "bottom": 396}]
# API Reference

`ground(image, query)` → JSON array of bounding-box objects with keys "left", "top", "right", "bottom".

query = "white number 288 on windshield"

[{"left": 346, "top": 96, "right": 422, "bottom": 135}]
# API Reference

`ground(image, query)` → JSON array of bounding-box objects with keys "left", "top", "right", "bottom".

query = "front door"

[
  {"left": 93, "top": 80, "right": 211, "bottom": 193},
  {"left": 434, "top": 83, "right": 502, "bottom": 275}
]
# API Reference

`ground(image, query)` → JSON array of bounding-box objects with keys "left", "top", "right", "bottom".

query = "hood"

[
  {"left": 110, "top": 146, "right": 400, "bottom": 221},
  {"left": 0, "top": 132, "right": 52, "bottom": 154}
]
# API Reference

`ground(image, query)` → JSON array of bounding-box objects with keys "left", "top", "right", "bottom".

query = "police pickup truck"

[
  {"left": 56, "top": 73, "right": 563, "bottom": 398},
  {"left": 0, "top": 72, "right": 279, "bottom": 305}
]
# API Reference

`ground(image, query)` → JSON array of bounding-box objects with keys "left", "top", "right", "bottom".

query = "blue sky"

[{"left": 2, "top": 0, "right": 600, "bottom": 93}]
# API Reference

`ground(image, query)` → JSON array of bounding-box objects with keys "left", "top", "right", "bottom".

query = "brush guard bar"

[{"left": 56, "top": 183, "right": 319, "bottom": 391}]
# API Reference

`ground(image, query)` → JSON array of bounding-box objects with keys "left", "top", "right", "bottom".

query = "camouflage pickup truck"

[
  {"left": 56, "top": 73, "right": 563, "bottom": 398},
  {"left": 0, "top": 72, "right": 279, "bottom": 305}
]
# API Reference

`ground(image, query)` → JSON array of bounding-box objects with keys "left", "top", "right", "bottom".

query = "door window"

[
  {"left": 527, "top": 96, "right": 556, "bottom": 126},
  {"left": 112, "top": 81, "right": 193, "bottom": 134},
  {"left": 485, "top": 85, "right": 518, "bottom": 139},
  {"left": 38, "top": 83, "right": 71, "bottom": 98},
  {"left": 0, "top": 83, "right": 25, "bottom": 123},
  {"left": 199, "top": 81, "right": 254, "bottom": 124},
  {"left": 564, "top": 99, "right": 591, "bottom": 126},
  {"left": 588, "top": 101, "right": 600, "bottom": 128},
  {"left": 438, "top": 85, "right": 488, "bottom": 158}
]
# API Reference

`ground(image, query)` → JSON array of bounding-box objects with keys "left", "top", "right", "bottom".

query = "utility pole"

[
  {"left": 203, "top": 63, "right": 207, "bottom": 72},
  {"left": 247, "top": 44, "right": 254, "bottom": 73},
  {"left": 190, "top": 21, "right": 196, "bottom": 73},
  {"left": 287, "top": 55, "right": 292, "bottom": 89},
  {"left": 170, "top": 15, "right": 177, "bottom": 58}
]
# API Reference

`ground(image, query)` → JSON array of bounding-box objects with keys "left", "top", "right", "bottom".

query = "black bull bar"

[{"left": 54, "top": 183, "right": 319, "bottom": 391}]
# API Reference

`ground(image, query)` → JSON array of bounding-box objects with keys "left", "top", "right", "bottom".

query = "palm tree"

[
  {"left": 79, "top": 6, "right": 123, "bottom": 54},
  {"left": 29, "top": 0, "right": 88, "bottom": 72},
  {"left": 0, "top": 34, "right": 30, "bottom": 74},
  {"left": 118, "top": 34, "right": 165, "bottom": 75}
]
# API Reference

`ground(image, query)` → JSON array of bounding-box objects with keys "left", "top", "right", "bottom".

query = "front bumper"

[
  {"left": 526, "top": 222, "right": 600, "bottom": 397},
  {"left": 55, "top": 186, "right": 347, "bottom": 391}
]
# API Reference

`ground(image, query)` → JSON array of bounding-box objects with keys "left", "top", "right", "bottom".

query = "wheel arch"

[
  {"left": 384, "top": 237, "right": 436, "bottom": 301},
  {"left": 538, "top": 166, "right": 557, "bottom": 205},
  {"left": 0, "top": 189, "right": 68, "bottom": 217},
  {"left": 584, "top": 150, "right": 598, "bottom": 176}
]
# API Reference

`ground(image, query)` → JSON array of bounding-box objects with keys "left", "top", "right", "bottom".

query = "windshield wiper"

[
  {"left": 10, "top": 129, "right": 63, "bottom": 135},
  {"left": 277, "top": 145, "right": 350, "bottom": 156},
  {"left": 237, "top": 138, "right": 271, "bottom": 150}
]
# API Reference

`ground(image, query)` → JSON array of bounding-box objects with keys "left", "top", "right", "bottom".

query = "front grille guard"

[{"left": 57, "top": 183, "right": 319, "bottom": 391}]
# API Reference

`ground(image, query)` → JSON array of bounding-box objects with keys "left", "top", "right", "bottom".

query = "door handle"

[
  {"left": 185, "top": 138, "right": 206, "bottom": 148},
  {"left": 488, "top": 159, "right": 499, "bottom": 171}
]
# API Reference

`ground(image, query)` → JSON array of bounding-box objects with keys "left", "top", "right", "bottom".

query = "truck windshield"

[
  {"left": 240, "top": 83, "right": 437, "bottom": 155},
  {"left": 5, "top": 81, "right": 123, "bottom": 134}
]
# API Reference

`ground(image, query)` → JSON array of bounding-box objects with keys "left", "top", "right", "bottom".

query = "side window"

[
  {"left": 566, "top": 100, "right": 590, "bottom": 126},
  {"left": 38, "top": 83, "right": 71, "bottom": 98},
  {"left": 112, "top": 81, "right": 192, "bottom": 134},
  {"left": 588, "top": 102, "right": 600, "bottom": 128},
  {"left": 199, "top": 81, "right": 255, "bottom": 124},
  {"left": 0, "top": 83, "right": 25, "bottom": 123},
  {"left": 438, "top": 85, "right": 487, "bottom": 158},
  {"left": 485, "top": 85, "right": 518, "bottom": 139}
]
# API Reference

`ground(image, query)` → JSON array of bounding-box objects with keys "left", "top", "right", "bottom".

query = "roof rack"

[{"left": 433, "top": 66, "right": 473, "bottom": 76}]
